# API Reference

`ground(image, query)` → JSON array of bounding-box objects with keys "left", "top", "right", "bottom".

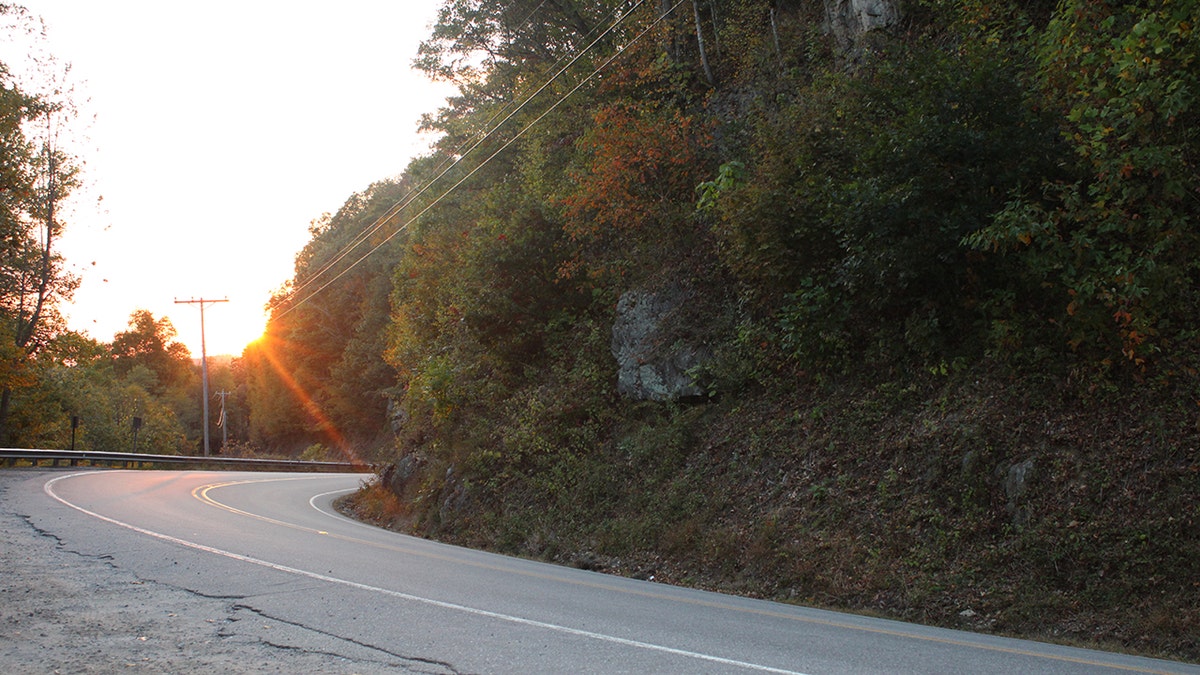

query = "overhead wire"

[
  {"left": 274, "top": 0, "right": 687, "bottom": 321},
  {"left": 276, "top": 1, "right": 633, "bottom": 311},
  {"left": 276, "top": 0, "right": 575, "bottom": 306}
]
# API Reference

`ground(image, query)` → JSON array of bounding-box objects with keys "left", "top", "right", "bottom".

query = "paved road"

[{"left": 5, "top": 469, "right": 1198, "bottom": 674}]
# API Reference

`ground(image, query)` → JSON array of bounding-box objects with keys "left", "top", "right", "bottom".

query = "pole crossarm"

[{"left": 174, "top": 297, "right": 229, "bottom": 457}]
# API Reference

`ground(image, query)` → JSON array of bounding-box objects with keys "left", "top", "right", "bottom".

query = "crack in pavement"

[
  {"left": 229, "top": 600, "right": 468, "bottom": 667},
  {"left": 18, "top": 512, "right": 116, "bottom": 563},
  {"left": 3, "top": 490, "right": 453, "bottom": 673},
  {"left": 228, "top": 602, "right": 468, "bottom": 675}
]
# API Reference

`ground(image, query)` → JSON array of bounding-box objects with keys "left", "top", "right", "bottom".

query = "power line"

[
  {"left": 274, "top": 0, "right": 686, "bottom": 321},
  {"left": 278, "top": 1, "right": 643, "bottom": 313},
  {"left": 277, "top": 1, "right": 616, "bottom": 308}
]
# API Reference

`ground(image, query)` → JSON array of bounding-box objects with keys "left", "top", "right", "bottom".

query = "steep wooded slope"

[{"left": 259, "top": 0, "right": 1198, "bottom": 659}]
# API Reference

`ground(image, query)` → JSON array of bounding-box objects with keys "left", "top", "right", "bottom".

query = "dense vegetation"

[{"left": 4, "top": 0, "right": 1197, "bottom": 660}]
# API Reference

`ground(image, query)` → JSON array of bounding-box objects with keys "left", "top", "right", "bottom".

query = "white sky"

[{"left": 6, "top": 1, "right": 453, "bottom": 356}]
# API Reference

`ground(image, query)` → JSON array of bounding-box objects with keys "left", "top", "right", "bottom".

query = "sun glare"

[{"left": 171, "top": 302, "right": 268, "bottom": 358}]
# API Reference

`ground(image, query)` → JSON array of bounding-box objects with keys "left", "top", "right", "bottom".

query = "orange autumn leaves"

[{"left": 562, "top": 104, "right": 712, "bottom": 240}]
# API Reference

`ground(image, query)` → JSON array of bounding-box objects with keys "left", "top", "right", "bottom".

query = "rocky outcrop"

[
  {"left": 380, "top": 454, "right": 422, "bottom": 496},
  {"left": 611, "top": 287, "right": 709, "bottom": 401},
  {"left": 386, "top": 397, "right": 409, "bottom": 435},
  {"left": 824, "top": 0, "right": 901, "bottom": 56}
]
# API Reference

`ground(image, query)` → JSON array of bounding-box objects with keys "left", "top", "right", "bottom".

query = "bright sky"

[{"left": 6, "top": 1, "right": 452, "bottom": 356}]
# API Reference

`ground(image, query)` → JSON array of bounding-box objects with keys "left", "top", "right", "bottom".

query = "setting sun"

[
  {"left": 170, "top": 300, "right": 268, "bottom": 359},
  {"left": 8, "top": 1, "right": 451, "bottom": 365}
]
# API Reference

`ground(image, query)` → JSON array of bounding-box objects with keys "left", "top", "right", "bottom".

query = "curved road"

[{"left": 6, "top": 469, "right": 1197, "bottom": 674}]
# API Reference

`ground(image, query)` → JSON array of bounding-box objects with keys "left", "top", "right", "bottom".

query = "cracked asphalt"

[
  {"left": 8, "top": 468, "right": 1198, "bottom": 675},
  {"left": 0, "top": 471, "right": 456, "bottom": 674}
]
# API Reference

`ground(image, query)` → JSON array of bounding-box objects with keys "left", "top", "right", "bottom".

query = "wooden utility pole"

[{"left": 174, "top": 297, "right": 228, "bottom": 456}]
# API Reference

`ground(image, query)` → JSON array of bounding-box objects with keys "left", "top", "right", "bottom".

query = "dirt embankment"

[{"left": 347, "top": 367, "right": 1200, "bottom": 664}]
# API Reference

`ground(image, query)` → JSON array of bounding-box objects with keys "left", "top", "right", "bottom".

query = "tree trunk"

[
  {"left": 0, "top": 388, "right": 11, "bottom": 446},
  {"left": 17, "top": 150, "right": 56, "bottom": 350},
  {"left": 693, "top": 0, "right": 715, "bottom": 86},
  {"left": 660, "top": 0, "right": 680, "bottom": 63},
  {"left": 770, "top": 7, "right": 784, "bottom": 70}
]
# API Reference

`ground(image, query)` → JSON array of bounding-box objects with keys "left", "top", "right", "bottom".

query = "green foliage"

[
  {"left": 415, "top": 0, "right": 617, "bottom": 87},
  {"left": 966, "top": 0, "right": 1200, "bottom": 368},
  {"left": 703, "top": 14, "right": 1062, "bottom": 371},
  {"left": 241, "top": 334, "right": 310, "bottom": 451},
  {"left": 110, "top": 310, "right": 194, "bottom": 394},
  {"left": 12, "top": 332, "right": 190, "bottom": 453},
  {"left": 44, "top": 365, "right": 188, "bottom": 454},
  {"left": 250, "top": 0, "right": 1199, "bottom": 469},
  {"left": 246, "top": 179, "right": 413, "bottom": 454},
  {"left": 777, "top": 277, "right": 852, "bottom": 366},
  {"left": 299, "top": 443, "right": 330, "bottom": 462},
  {"left": 695, "top": 159, "right": 745, "bottom": 213}
]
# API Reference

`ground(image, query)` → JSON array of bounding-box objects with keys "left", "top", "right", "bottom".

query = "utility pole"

[{"left": 175, "top": 297, "right": 228, "bottom": 457}]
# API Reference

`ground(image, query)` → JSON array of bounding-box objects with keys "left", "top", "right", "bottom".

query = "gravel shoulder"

[{"left": 0, "top": 469, "right": 449, "bottom": 674}]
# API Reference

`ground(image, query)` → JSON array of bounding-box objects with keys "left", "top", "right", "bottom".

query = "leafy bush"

[{"left": 966, "top": 0, "right": 1200, "bottom": 370}]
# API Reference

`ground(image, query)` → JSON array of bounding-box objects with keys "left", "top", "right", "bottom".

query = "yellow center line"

[{"left": 193, "top": 476, "right": 1182, "bottom": 675}]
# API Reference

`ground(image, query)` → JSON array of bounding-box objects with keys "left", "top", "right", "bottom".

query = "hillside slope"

[{"left": 345, "top": 363, "right": 1199, "bottom": 662}]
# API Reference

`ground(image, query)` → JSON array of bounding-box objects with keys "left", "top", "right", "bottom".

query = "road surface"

[{"left": 2, "top": 469, "right": 1196, "bottom": 674}]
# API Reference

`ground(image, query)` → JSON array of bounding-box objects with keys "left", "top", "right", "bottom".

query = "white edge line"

[
  {"left": 44, "top": 472, "right": 808, "bottom": 675},
  {"left": 309, "top": 487, "right": 386, "bottom": 533}
]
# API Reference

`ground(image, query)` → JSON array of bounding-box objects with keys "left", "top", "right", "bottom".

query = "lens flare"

[{"left": 251, "top": 333, "right": 366, "bottom": 467}]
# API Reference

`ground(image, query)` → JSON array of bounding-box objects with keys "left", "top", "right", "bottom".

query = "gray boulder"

[
  {"left": 611, "top": 287, "right": 709, "bottom": 401},
  {"left": 824, "top": 0, "right": 901, "bottom": 56}
]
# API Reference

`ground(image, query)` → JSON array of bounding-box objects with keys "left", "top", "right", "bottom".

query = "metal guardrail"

[{"left": 0, "top": 448, "right": 372, "bottom": 473}]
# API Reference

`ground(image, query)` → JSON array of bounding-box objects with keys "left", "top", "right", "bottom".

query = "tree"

[
  {"left": 3, "top": 330, "right": 189, "bottom": 454},
  {"left": 415, "top": 0, "right": 611, "bottom": 88},
  {"left": 0, "top": 13, "right": 81, "bottom": 443},
  {"left": 246, "top": 179, "right": 415, "bottom": 456},
  {"left": 106, "top": 310, "right": 204, "bottom": 450},
  {"left": 110, "top": 310, "right": 194, "bottom": 394},
  {"left": 695, "top": 4, "right": 1065, "bottom": 370}
]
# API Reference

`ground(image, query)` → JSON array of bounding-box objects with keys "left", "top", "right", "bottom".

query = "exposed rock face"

[
  {"left": 611, "top": 287, "right": 708, "bottom": 401},
  {"left": 386, "top": 397, "right": 409, "bottom": 435},
  {"left": 824, "top": 0, "right": 901, "bottom": 55},
  {"left": 1004, "top": 457, "right": 1037, "bottom": 526},
  {"left": 380, "top": 454, "right": 421, "bottom": 497}
]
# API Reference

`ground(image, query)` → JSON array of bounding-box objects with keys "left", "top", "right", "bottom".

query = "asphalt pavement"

[{"left": 3, "top": 468, "right": 1197, "bottom": 674}]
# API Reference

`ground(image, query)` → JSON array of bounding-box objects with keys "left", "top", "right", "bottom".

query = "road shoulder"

[{"left": 0, "top": 470, "right": 436, "bottom": 674}]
